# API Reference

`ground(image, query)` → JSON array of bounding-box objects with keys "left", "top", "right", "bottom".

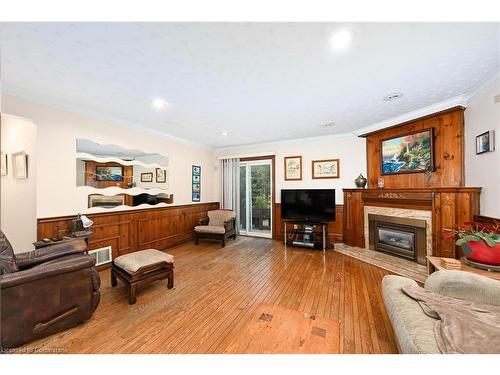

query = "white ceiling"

[{"left": 1, "top": 23, "right": 498, "bottom": 148}]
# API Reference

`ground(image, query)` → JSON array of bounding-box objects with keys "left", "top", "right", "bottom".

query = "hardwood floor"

[{"left": 19, "top": 237, "right": 398, "bottom": 354}]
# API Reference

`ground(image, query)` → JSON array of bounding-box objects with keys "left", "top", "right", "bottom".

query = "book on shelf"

[{"left": 440, "top": 257, "right": 462, "bottom": 270}]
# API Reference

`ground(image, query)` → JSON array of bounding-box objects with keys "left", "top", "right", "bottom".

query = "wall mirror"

[
  {"left": 88, "top": 193, "right": 174, "bottom": 209},
  {"left": 76, "top": 139, "right": 169, "bottom": 190}
]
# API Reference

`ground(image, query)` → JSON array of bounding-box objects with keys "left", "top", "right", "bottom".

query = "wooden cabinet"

[
  {"left": 342, "top": 188, "right": 480, "bottom": 259},
  {"left": 37, "top": 202, "right": 220, "bottom": 264}
]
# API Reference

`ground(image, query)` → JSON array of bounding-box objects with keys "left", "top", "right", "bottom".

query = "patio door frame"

[{"left": 239, "top": 155, "right": 276, "bottom": 239}]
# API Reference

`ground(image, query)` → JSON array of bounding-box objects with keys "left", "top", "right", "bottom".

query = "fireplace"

[{"left": 368, "top": 214, "right": 427, "bottom": 265}]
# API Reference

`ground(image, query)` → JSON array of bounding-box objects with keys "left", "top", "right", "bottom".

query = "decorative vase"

[
  {"left": 354, "top": 174, "right": 367, "bottom": 188},
  {"left": 465, "top": 241, "right": 500, "bottom": 266}
]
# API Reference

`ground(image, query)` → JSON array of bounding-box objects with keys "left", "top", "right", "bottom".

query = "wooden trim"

[
  {"left": 311, "top": 159, "right": 340, "bottom": 179},
  {"left": 240, "top": 155, "right": 275, "bottom": 162},
  {"left": 358, "top": 106, "right": 465, "bottom": 137},
  {"left": 364, "top": 108, "right": 465, "bottom": 189},
  {"left": 474, "top": 215, "right": 500, "bottom": 225},
  {"left": 343, "top": 188, "right": 481, "bottom": 193},
  {"left": 37, "top": 202, "right": 220, "bottom": 223},
  {"left": 283, "top": 155, "right": 302, "bottom": 181}
]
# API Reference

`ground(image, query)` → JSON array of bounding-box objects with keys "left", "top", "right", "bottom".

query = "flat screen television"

[{"left": 281, "top": 189, "right": 335, "bottom": 222}]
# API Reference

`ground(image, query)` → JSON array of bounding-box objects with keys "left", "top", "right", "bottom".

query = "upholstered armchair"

[
  {"left": 194, "top": 209, "right": 237, "bottom": 247},
  {"left": 0, "top": 231, "right": 101, "bottom": 349}
]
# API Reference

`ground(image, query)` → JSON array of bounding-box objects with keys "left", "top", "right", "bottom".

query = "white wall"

[
  {"left": 464, "top": 75, "right": 500, "bottom": 218},
  {"left": 0, "top": 114, "right": 37, "bottom": 251},
  {"left": 1, "top": 94, "right": 219, "bottom": 219},
  {"left": 216, "top": 134, "right": 366, "bottom": 204}
]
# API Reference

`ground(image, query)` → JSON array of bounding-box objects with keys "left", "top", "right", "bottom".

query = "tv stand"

[{"left": 283, "top": 221, "right": 331, "bottom": 251}]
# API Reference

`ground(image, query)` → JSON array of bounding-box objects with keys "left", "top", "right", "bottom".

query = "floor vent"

[{"left": 88, "top": 246, "right": 112, "bottom": 266}]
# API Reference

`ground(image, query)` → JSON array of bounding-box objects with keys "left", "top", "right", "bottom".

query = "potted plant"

[{"left": 444, "top": 222, "right": 500, "bottom": 266}]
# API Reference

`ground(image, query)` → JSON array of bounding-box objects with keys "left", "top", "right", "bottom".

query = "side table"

[{"left": 427, "top": 256, "right": 500, "bottom": 282}]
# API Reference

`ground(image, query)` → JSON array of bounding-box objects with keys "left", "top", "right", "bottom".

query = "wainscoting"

[
  {"left": 274, "top": 203, "right": 344, "bottom": 245},
  {"left": 37, "top": 202, "right": 220, "bottom": 262}
]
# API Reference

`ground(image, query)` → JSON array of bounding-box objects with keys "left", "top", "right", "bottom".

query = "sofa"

[
  {"left": 0, "top": 231, "right": 101, "bottom": 349},
  {"left": 382, "top": 270, "right": 500, "bottom": 354}
]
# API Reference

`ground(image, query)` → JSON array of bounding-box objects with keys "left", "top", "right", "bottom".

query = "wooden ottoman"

[{"left": 111, "top": 249, "right": 174, "bottom": 304}]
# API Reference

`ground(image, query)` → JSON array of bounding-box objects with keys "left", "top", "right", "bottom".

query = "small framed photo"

[
  {"left": 284, "top": 156, "right": 302, "bottom": 180},
  {"left": 155, "top": 168, "right": 167, "bottom": 183},
  {"left": 476, "top": 131, "right": 495, "bottom": 154},
  {"left": 12, "top": 151, "right": 28, "bottom": 179},
  {"left": 192, "top": 165, "right": 201, "bottom": 201},
  {"left": 312, "top": 159, "right": 340, "bottom": 179},
  {"left": 141, "top": 172, "right": 153, "bottom": 182},
  {"left": 1, "top": 153, "right": 7, "bottom": 176}
]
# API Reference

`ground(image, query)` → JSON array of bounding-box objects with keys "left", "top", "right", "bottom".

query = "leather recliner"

[{"left": 0, "top": 231, "right": 100, "bottom": 349}]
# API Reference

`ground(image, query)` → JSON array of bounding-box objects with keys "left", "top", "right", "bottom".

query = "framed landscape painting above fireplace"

[
  {"left": 381, "top": 128, "right": 434, "bottom": 175},
  {"left": 96, "top": 166, "right": 123, "bottom": 181}
]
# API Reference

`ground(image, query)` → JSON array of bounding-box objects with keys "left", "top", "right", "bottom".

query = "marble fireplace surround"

[{"left": 364, "top": 206, "right": 433, "bottom": 258}]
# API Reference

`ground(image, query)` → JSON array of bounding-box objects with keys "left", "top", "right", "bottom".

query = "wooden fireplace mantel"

[{"left": 342, "top": 187, "right": 481, "bottom": 259}]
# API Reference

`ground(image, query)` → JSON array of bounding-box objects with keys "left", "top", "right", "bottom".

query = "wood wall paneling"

[
  {"left": 37, "top": 202, "right": 220, "bottom": 263},
  {"left": 363, "top": 107, "right": 465, "bottom": 189},
  {"left": 343, "top": 188, "right": 481, "bottom": 258}
]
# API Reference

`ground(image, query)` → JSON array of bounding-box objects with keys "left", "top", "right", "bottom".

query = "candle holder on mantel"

[{"left": 377, "top": 177, "right": 385, "bottom": 189}]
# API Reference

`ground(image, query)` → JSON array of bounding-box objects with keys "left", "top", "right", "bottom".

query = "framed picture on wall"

[
  {"left": 95, "top": 166, "right": 123, "bottom": 181},
  {"left": 312, "top": 159, "right": 340, "bottom": 179},
  {"left": 476, "top": 130, "right": 495, "bottom": 154},
  {"left": 284, "top": 156, "right": 302, "bottom": 180},
  {"left": 380, "top": 128, "right": 434, "bottom": 175},
  {"left": 141, "top": 172, "right": 153, "bottom": 182},
  {"left": 12, "top": 151, "right": 28, "bottom": 180},
  {"left": 1, "top": 153, "right": 7, "bottom": 176},
  {"left": 192, "top": 165, "right": 201, "bottom": 202},
  {"left": 155, "top": 168, "right": 167, "bottom": 183}
]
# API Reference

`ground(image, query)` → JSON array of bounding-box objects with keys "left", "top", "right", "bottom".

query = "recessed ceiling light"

[
  {"left": 383, "top": 93, "right": 404, "bottom": 101},
  {"left": 321, "top": 122, "right": 335, "bottom": 128},
  {"left": 221, "top": 132, "right": 228, "bottom": 136},
  {"left": 152, "top": 98, "right": 167, "bottom": 110},
  {"left": 329, "top": 30, "right": 352, "bottom": 51}
]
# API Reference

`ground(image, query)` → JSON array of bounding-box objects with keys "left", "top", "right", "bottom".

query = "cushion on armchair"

[
  {"left": 194, "top": 225, "right": 226, "bottom": 234},
  {"left": 0, "top": 231, "right": 19, "bottom": 275},
  {"left": 207, "top": 210, "right": 236, "bottom": 226}
]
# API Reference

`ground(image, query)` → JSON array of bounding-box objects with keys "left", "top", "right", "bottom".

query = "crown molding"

[
  {"left": 215, "top": 131, "right": 356, "bottom": 153},
  {"left": 464, "top": 71, "right": 500, "bottom": 102},
  {"left": 1, "top": 84, "right": 213, "bottom": 150},
  {"left": 353, "top": 94, "right": 469, "bottom": 136}
]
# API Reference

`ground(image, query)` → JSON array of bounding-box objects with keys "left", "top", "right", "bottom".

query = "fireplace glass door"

[{"left": 374, "top": 223, "right": 417, "bottom": 261}]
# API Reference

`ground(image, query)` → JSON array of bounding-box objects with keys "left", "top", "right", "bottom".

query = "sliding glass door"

[{"left": 239, "top": 159, "right": 272, "bottom": 238}]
